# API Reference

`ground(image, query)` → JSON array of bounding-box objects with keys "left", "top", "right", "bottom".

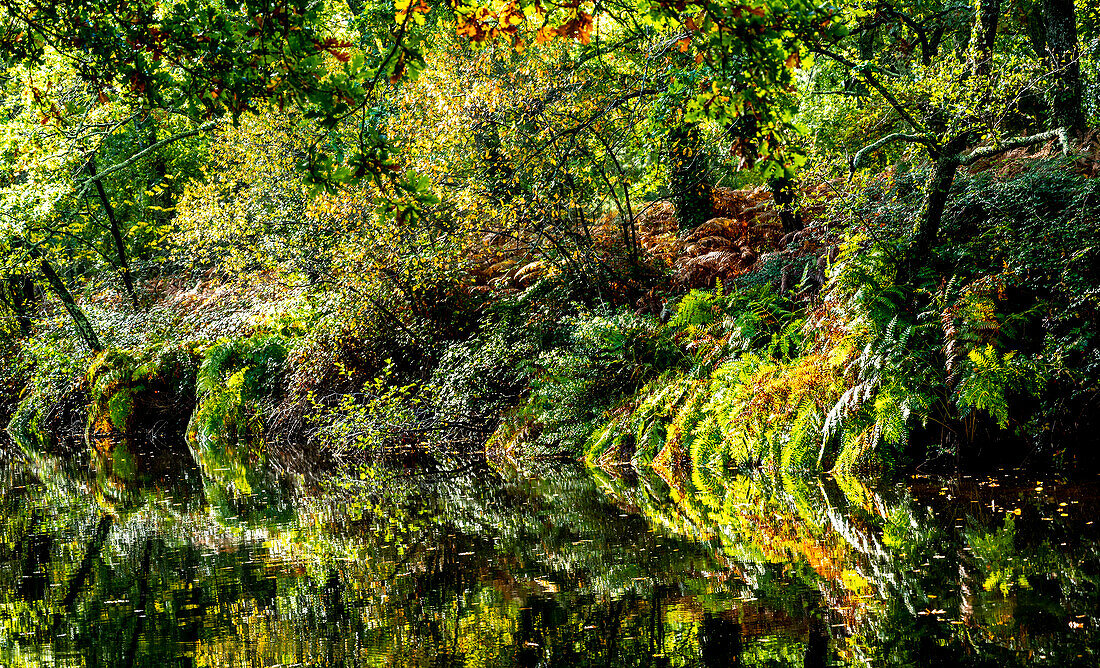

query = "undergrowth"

[{"left": 3, "top": 155, "right": 1098, "bottom": 490}]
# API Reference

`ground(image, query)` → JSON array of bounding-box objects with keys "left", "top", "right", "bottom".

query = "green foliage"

[
  {"left": 668, "top": 286, "right": 722, "bottom": 331},
  {"left": 189, "top": 332, "right": 288, "bottom": 497},
  {"left": 431, "top": 305, "right": 546, "bottom": 432},
  {"left": 87, "top": 344, "right": 198, "bottom": 431},
  {"left": 955, "top": 346, "right": 1044, "bottom": 429},
  {"left": 574, "top": 284, "right": 844, "bottom": 472},
  {"left": 967, "top": 514, "right": 1030, "bottom": 596},
  {"left": 1, "top": 0, "right": 1098, "bottom": 490},
  {"left": 309, "top": 364, "right": 425, "bottom": 458},
  {"left": 528, "top": 307, "right": 676, "bottom": 453},
  {"left": 667, "top": 122, "right": 712, "bottom": 230},
  {"left": 5, "top": 327, "right": 90, "bottom": 457}
]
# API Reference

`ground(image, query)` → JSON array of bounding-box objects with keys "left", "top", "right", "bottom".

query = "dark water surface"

[{"left": 2, "top": 457, "right": 1099, "bottom": 667}]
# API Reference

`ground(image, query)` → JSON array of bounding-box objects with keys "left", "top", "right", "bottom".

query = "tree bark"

[
  {"left": 1, "top": 275, "right": 36, "bottom": 335},
  {"left": 36, "top": 255, "right": 103, "bottom": 352},
  {"left": 1040, "top": 0, "right": 1084, "bottom": 132},
  {"left": 906, "top": 155, "right": 961, "bottom": 282},
  {"left": 973, "top": 0, "right": 1000, "bottom": 78},
  {"left": 770, "top": 176, "right": 804, "bottom": 235},
  {"left": 1023, "top": 0, "right": 1047, "bottom": 59},
  {"left": 18, "top": 521, "right": 51, "bottom": 602},
  {"left": 804, "top": 604, "right": 829, "bottom": 668},
  {"left": 86, "top": 156, "right": 137, "bottom": 305},
  {"left": 903, "top": 133, "right": 974, "bottom": 284},
  {"left": 122, "top": 539, "right": 154, "bottom": 668}
]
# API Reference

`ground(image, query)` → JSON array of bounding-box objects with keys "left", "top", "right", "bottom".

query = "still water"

[{"left": 2, "top": 456, "right": 1099, "bottom": 667}]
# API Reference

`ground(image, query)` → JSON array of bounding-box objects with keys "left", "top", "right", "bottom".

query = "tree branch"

[
  {"left": 958, "top": 127, "right": 1069, "bottom": 165},
  {"left": 811, "top": 45, "right": 931, "bottom": 138},
  {"left": 76, "top": 120, "right": 219, "bottom": 197},
  {"left": 850, "top": 132, "right": 935, "bottom": 171},
  {"left": 540, "top": 88, "right": 659, "bottom": 151}
]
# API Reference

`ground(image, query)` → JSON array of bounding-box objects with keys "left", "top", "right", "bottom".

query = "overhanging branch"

[
  {"left": 812, "top": 45, "right": 930, "bottom": 138},
  {"left": 850, "top": 132, "right": 934, "bottom": 171},
  {"left": 540, "top": 88, "right": 659, "bottom": 151},
  {"left": 76, "top": 120, "right": 219, "bottom": 196},
  {"left": 958, "top": 127, "right": 1069, "bottom": 166}
]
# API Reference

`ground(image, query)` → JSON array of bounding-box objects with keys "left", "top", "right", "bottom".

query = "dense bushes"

[
  {"left": 3, "top": 154, "right": 1098, "bottom": 490},
  {"left": 6, "top": 334, "right": 90, "bottom": 461},
  {"left": 478, "top": 156, "right": 1100, "bottom": 475},
  {"left": 153, "top": 153, "right": 1099, "bottom": 479}
]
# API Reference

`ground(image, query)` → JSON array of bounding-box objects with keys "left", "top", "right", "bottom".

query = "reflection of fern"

[{"left": 967, "top": 514, "right": 1029, "bottom": 596}]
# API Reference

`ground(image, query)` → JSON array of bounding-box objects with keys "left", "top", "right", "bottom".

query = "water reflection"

[{"left": 2, "top": 456, "right": 1098, "bottom": 666}]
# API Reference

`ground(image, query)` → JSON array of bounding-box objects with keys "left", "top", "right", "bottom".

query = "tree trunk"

[
  {"left": 904, "top": 135, "right": 972, "bottom": 284},
  {"left": 908, "top": 157, "right": 959, "bottom": 279},
  {"left": 804, "top": 605, "right": 829, "bottom": 668},
  {"left": 86, "top": 156, "right": 137, "bottom": 305},
  {"left": 18, "top": 518, "right": 51, "bottom": 602},
  {"left": 121, "top": 539, "right": 154, "bottom": 668},
  {"left": 37, "top": 255, "right": 103, "bottom": 352},
  {"left": 1023, "top": 0, "right": 1047, "bottom": 58},
  {"left": 52, "top": 514, "right": 114, "bottom": 636},
  {"left": 668, "top": 121, "right": 712, "bottom": 230},
  {"left": 1, "top": 274, "right": 36, "bottom": 335},
  {"left": 973, "top": 0, "right": 1000, "bottom": 79},
  {"left": 770, "top": 176, "right": 804, "bottom": 235},
  {"left": 699, "top": 612, "right": 742, "bottom": 667},
  {"left": 1040, "top": 0, "right": 1084, "bottom": 132}
]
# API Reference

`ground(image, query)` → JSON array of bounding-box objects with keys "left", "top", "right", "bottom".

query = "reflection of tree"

[
  {"left": 598, "top": 467, "right": 1100, "bottom": 667},
  {"left": 54, "top": 514, "right": 114, "bottom": 628},
  {"left": 2, "top": 461, "right": 1099, "bottom": 667},
  {"left": 17, "top": 517, "right": 51, "bottom": 603},
  {"left": 699, "top": 612, "right": 742, "bottom": 666}
]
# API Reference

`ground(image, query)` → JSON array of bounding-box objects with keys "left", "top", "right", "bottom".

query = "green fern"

[
  {"left": 782, "top": 401, "right": 822, "bottom": 471},
  {"left": 189, "top": 333, "right": 288, "bottom": 498},
  {"left": 668, "top": 287, "right": 721, "bottom": 331},
  {"left": 955, "top": 345, "right": 1043, "bottom": 429}
]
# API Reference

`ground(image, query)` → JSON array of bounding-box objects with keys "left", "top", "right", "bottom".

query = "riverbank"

[{"left": 4, "top": 146, "right": 1100, "bottom": 495}]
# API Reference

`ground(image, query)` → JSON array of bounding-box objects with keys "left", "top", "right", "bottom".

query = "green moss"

[{"left": 106, "top": 386, "right": 136, "bottom": 431}]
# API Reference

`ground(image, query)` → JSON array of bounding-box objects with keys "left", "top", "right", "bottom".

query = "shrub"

[
  {"left": 527, "top": 307, "right": 676, "bottom": 453},
  {"left": 189, "top": 332, "right": 288, "bottom": 497}
]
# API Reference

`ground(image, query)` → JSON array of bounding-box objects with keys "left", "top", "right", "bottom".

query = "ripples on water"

[{"left": 2, "top": 456, "right": 1099, "bottom": 667}]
